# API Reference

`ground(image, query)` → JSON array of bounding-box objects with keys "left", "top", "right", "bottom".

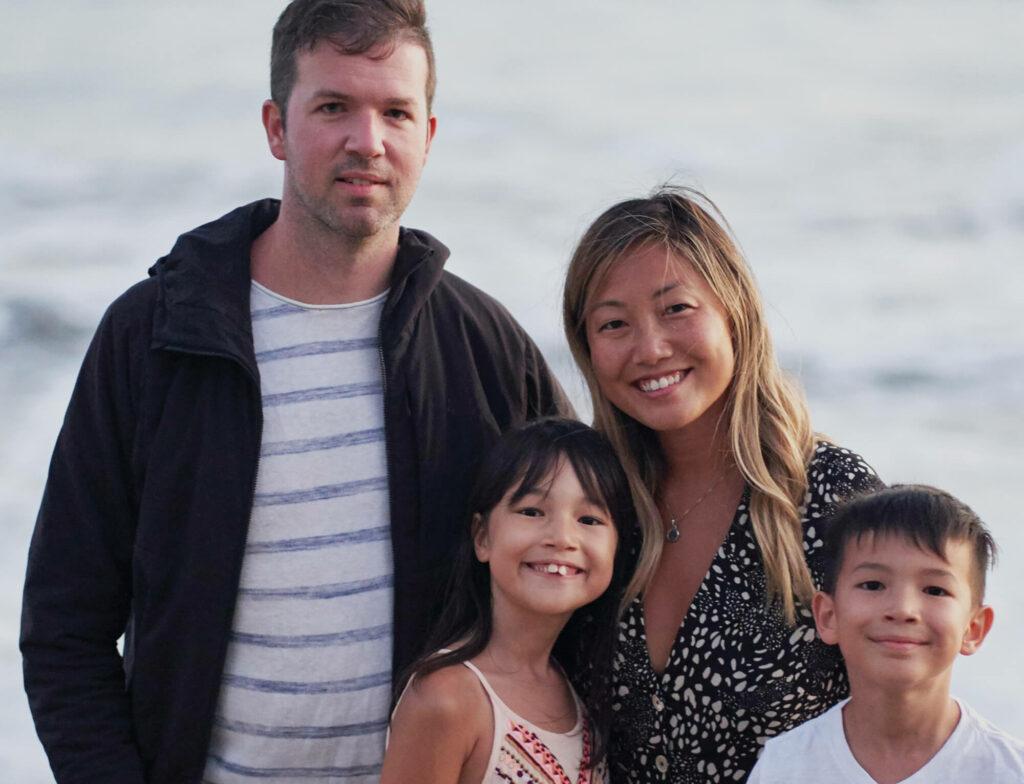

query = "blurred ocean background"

[{"left": 2, "top": 0, "right": 1022, "bottom": 779}]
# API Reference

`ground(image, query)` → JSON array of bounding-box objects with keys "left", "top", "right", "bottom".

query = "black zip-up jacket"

[{"left": 21, "top": 199, "right": 571, "bottom": 783}]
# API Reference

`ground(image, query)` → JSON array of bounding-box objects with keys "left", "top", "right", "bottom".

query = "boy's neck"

[{"left": 842, "top": 684, "right": 961, "bottom": 784}]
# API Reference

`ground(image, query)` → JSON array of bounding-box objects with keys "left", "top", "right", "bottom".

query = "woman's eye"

[
  {"left": 665, "top": 302, "right": 690, "bottom": 315},
  {"left": 597, "top": 319, "right": 625, "bottom": 332}
]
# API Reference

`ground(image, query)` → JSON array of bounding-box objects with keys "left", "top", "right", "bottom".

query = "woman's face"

[{"left": 584, "top": 244, "right": 735, "bottom": 441}]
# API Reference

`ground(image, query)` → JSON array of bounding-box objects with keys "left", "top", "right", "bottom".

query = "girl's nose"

[{"left": 545, "top": 514, "right": 579, "bottom": 549}]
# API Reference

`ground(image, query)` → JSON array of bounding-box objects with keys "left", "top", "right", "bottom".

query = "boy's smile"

[{"left": 813, "top": 533, "right": 993, "bottom": 695}]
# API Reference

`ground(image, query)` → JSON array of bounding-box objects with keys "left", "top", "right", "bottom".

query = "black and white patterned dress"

[{"left": 609, "top": 442, "right": 882, "bottom": 783}]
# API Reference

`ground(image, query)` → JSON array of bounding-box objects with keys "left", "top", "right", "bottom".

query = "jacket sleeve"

[
  {"left": 20, "top": 297, "right": 147, "bottom": 783},
  {"left": 522, "top": 335, "right": 575, "bottom": 420}
]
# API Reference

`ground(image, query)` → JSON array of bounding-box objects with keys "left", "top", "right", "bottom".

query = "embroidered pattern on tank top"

[{"left": 495, "top": 716, "right": 598, "bottom": 784}]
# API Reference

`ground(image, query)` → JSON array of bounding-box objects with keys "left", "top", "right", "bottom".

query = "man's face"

[
  {"left": 813, "top": 533, "right": 993, "bottom": 696},
  {"left": 264, "top": 39, "right": 436, "bottom": 243}
]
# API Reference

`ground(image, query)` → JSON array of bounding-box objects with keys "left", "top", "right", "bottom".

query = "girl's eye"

[
  {"left": 578, "top": 516, "right": 605, "bottom": 527},
  {"left": 924, "top": 586, "right": 950, "bottom": 597},
  {"left": 856, "top": 580, "right": 884, "bottom": 591}
]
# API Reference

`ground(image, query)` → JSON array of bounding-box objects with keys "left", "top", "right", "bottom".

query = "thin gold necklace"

[{"left": 665, "top": 471, "right": 727, "bottom": 543}]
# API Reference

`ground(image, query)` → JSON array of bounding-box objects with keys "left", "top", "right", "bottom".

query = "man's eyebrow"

[
  {"left": 308, "top": 89, "right": 418, "bottom": 106},
  {"left": 588, "top": 283, "right": 681, "bottom": 312}
]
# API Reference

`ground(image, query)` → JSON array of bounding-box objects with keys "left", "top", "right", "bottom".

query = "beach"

[{"left": 2, "top": 0, "right": 1022, "bottom": 778}]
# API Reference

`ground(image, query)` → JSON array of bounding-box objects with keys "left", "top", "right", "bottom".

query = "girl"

[
  {"left": 562, "top": 186, "right": 884, "bottom": 782},
  {"left": 380, "top": 417, "right": 636, "bottom": 784}
]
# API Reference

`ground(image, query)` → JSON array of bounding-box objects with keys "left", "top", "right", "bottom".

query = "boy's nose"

[{"left": 883, "top": 588, "right": 921, "bottom": 622}]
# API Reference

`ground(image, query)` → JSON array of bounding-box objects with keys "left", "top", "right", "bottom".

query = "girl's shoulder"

[{"left": 399, "top": 662, "right": 491, "bottom": 727}]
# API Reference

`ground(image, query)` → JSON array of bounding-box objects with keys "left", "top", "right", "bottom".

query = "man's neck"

[
  {"left": 250, "top": 207, "right": 398, "bottom": 305},
  {"left": 841, "top": 682, "right": 961, "bottom": 784}
]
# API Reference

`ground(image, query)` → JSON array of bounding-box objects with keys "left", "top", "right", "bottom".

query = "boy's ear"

[
  {"left": 812, "top": 590, "right": 840, "bottom": 646},
  {"left": 471, "top": 513, "right": 490, "bottom": 563},
  {"left": 960, "top": 604, "right": 994, "bottom": 656}
]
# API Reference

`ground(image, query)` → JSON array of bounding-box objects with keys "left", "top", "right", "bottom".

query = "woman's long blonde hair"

[{"left": 563, "top": 186, "right": 817, "bottom": 623}]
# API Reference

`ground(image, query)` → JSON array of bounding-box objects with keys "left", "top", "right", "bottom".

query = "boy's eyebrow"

[{"left": 850, "top": 562, "right": 957, "bottom": 579}]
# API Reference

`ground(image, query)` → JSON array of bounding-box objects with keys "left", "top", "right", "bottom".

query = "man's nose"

[{"left": 344, "top": 111, "right": 386, "bottom": 158}]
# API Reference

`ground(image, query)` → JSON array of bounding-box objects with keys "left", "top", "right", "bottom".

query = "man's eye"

[
  {"left": 319, "top": 102, "right": 344, "bottom": 114},
  {"left": 385, "top": 108, "right": 409, "bottom": 120}
]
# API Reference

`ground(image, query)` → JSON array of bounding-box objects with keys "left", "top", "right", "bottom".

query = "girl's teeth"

[{"left": 542, "top": 564, "right": 570, "bottom": 576}]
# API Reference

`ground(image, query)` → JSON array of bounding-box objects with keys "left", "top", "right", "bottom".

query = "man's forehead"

[{"left": 293, "top": 38, "right": 430, "bottom": 97}]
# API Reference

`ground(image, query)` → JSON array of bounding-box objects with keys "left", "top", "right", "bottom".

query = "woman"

[{"left": 562, "top": 187, "right": 882, "bottom": 783}]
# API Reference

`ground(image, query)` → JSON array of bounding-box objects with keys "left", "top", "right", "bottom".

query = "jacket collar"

[{"left": 149, "top": 199, "right": 449, "bottom": 379}]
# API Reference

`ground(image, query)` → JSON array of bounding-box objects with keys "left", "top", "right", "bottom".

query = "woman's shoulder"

[
  {"left": 806, "top": 439, "right": 883, "bottom": 494},
  {"left": 802, "top": 439, "right": 884, "bottom": 527}
]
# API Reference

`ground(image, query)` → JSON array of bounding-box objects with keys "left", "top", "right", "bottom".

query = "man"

[{"left": 20, "top": 1, "right": 569, "bottom": 782}]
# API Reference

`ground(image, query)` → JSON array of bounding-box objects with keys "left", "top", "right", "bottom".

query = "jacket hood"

[{"left": 148, "top": 198, "right": 450, "bottom": 378}]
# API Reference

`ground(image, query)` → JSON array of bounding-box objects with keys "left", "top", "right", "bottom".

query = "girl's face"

[
  {"left": 474, "top": 459, "right": 618, "bottom": 625},
  {"left": 584, "top": 243, "right": 735, "bottom": 441}
]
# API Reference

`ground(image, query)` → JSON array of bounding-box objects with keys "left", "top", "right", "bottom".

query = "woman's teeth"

[{"left": 638, "top": 371, "right": 682, "bottom": 392}]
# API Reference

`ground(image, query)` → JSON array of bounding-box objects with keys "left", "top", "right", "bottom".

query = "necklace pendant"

[{"left": 665, "top": 519, "right": 680, "bottom": 543}]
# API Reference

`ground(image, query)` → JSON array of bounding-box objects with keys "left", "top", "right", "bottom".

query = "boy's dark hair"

[
  {"left": 821, "top": 484, "right": 996, "bottom": 602},
  {"left": 394, "top": 417, "right": 638, "bottom": 768},
  {"left": 271, "top": 0, "right": 436, "bottom": 125}
]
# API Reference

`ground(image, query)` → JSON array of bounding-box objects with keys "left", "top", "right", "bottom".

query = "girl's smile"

[{"left": 474, "top": 460, "right": 618, "bottom": 623}]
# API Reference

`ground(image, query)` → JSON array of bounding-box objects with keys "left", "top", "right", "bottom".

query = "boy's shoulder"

[
  {"left": 749, "top": 701, "right": 848, "bottom": 782},
  {"left": 955, "top": 701, "right": 1024, "bottom": 774}
]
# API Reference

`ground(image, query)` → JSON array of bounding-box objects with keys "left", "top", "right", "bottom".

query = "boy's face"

[{"left": 813, "top": 533, "right": 994, "bottom": 694}]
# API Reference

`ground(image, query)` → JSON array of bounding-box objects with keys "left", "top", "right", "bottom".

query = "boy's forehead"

[{"left": 840, "top": 531, "right": 972, "bottom": 579}]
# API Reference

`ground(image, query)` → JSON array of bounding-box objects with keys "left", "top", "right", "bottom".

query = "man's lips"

[
  {"left": 635, "top": 370, "right": 686, "bottom": 393},
  {"left": 336, "top": 172, "right": 386, "bottom": 186},
  {"left": 525, "top": 562, "right": 584, "bottom": 577}
]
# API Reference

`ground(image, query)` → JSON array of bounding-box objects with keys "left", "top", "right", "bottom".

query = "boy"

[{"left": 748, "top": 484, "right": 1024, "bottom": 783}]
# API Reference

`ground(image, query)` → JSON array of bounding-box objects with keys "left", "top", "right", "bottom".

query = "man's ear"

[
  {"left": 812, "top": 590, "right": 839, "bottom": 646},
  {"left": 262, "top": 99, "right": 287, "bottom": 161},
  {"left": 471, "top": 513, "right": 489, "bottom": 563},
  {"left": 961, "top": 604, "right": 994, "bottom": 656}
]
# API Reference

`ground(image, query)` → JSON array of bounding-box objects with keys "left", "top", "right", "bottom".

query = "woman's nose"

[{"left": 632, "top": 322, "right": 673, "bottom": 365}]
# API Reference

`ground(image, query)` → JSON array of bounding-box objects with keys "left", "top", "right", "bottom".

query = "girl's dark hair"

[{"left": 394, "top": 417, "right": 637, "bottom": 767}]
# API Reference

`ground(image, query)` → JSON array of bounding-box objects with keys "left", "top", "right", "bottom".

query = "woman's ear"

[
  {"left": 812, "top": 590, "right": 839, "bottom": 646},
  {"left": 471, "top": 513, "right": 490, "bottom": 563}
]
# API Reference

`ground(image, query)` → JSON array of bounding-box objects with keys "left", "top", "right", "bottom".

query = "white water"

[{"left": 2, "top": 0, "right": 1022, "bottom": 778}]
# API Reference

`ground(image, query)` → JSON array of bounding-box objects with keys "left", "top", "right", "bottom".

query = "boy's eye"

[
  {"left": 517, "top": 507, "right": 542, "bottom": 518},
  {"left": 923, "top": 586, "right": 950, "bottom": 597},
  {"left": 856, "top": 580, "right": 884, "bottom": 591}
]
